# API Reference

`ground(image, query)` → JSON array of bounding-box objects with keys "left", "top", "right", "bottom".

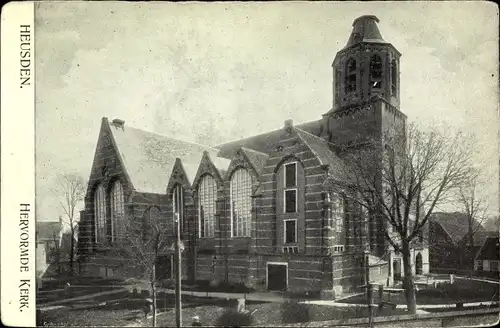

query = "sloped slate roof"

[
  {"left": 430, "top": 212, "right": 488, "bottom": 246},
  {"left": 216, "top": 120, "right": 322, "bottom": 158},
  {"left": 240, "top": 147, "right": 269, "bottom": 176},
  {"left": 294, "top": 127, "right": 343, "bottom": 179},
  {"left": 109, "top": 122, "right": 221, "bottom": 193},
  {"left": 344, "top": 15, "right": 387, "bottom": 49},
  {"left": 36, "top": 221, "right": 61, "bottom": 241},
  {"left": 476, "top": 236, "right": 500, "bottom": 261}
]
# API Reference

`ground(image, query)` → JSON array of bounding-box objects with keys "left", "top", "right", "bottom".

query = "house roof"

[
  {"left": 36, "top": 221, "right": 61, "bottom": 241},
  {"left": 108, "top": 119, "right": 221, "bottom": 193},
  {"left": 476, "top": 236, "right": 500, "bottom": 261},
  {"left": 216, "top": 120, "right": 322, "bottom": 158},
  {"left": 430, "top": 212, "right": 490, "bottom": 246}
]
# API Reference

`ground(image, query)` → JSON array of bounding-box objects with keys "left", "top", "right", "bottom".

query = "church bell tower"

[
  {"left": 332, "top": 15, "right": 401, "bottom": 111},
  {"left": 322, "top": 15, "right": 407, "bottom": 258}
]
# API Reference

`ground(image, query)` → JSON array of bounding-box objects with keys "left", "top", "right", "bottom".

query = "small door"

[
  {"left": 393, "top": 260, "right": 401, "bottom": 281},
  {"left": 415, "top": 253, "right": 423, "bottom": 275},
  {"left": 267, "top": 264, "right": 287, "bottom": 291}
]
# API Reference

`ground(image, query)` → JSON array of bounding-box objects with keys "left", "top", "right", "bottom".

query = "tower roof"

[{"left": 344, "top": 15, "right": 387, "bottom": 49}]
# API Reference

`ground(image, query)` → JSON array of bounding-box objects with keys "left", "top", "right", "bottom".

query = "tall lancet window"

[
  {"left": 172, "top": 185, "right": 184, "bottom": 234},
  {"left": 391, "top": 59, "right": 398, "bottom": 96},
  {"left": 345, "top": 58, "right": 357, "bottom": 93},
  {"left": 110, "top": 180, "right": 125, "bottom": 242},
  {"left": 332, "top": 192, "right": 345, "bottom": 233},
  {"left": 370, "top": 55, "right": 383, "bottom": 89},
  {"left": 230, "top": 168, "right": 252, "bottom": 237},
  {"left": 335, "top": 69, "right": 341, "bottom": 98},
  {"left": 198, "top": 175, "right": 217, "bottom": 238},
  {"left": 94, "top": 184, "right": 107, "bottom": 244}
]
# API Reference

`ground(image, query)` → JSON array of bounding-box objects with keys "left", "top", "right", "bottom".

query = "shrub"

[
  {"left": 281, "top": 301, "right": 310, "bottom": 324},
  {"left": 215, "top": 309, "right": 254, "bottom": 327}
]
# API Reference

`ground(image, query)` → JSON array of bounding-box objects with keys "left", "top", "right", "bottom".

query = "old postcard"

[{"left": 1, "top": 1, "right": 499, "bottom": 327}]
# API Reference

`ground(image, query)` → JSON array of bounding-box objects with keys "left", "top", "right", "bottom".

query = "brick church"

[{"left": 77, "top": 15, "right": 429, "bottom": 298}]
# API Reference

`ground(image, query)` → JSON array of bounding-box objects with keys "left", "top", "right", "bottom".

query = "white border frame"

[{"left": 266, "top": 261, "right": 288, "bottom": 291}]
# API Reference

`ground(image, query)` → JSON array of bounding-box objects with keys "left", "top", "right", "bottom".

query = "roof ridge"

[
  {"left": 215, "top": 120, "right": 322, "bottom": 148},
  {"left": 294, "top": 126, "right": 339, "bottom": 149},
  {"left": 240, "top": 146, "right": 269, "bottom": 157},
  {"left": 109, "top": 123, "right": 219, "bottom": 152}
]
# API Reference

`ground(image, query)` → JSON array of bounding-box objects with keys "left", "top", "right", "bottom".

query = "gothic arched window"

[
  {"left": 198, "top": 175, "right": 217, "bottom": 238},
  {"left": 110, "top": 180, "right": 124, "bottom": 242},
  {"left": 335, "top": 69, "right": 341, "bottom": 98},
  {"left": 230, "top": 168, "right": 252, "bottom": 237},
  {"left": 370, "top": 55, "right": 383, "bottom": 89},
  {"left": 332, "top": 192, "right": 345, "bottom": 233},
  {"left": 345, "top": 58, "right": 357, "bottom": 94},
  {"left": 94, "top": 184, "right": 107, "bottom": 244},
  {"left": 391, "top": 59, "right": 398, "bottom": 95},
  {"left": 172, "top": 184, "right": 184, "bottom": 234}
]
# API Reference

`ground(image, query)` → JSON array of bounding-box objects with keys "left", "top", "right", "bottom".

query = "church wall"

[{"left": 78, "top": 121, "right": 133, "bottom": 254}]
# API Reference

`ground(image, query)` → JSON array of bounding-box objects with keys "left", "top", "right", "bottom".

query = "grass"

[
  {"left": 341, "top": 280, "right": 499, "bottom": 305},
  {"left": 40, "top": 293, "right": 406, "bottom": 327},
  {"left": 38, "top": 305, "right": 140, "bottom": 327},
  {"left": 152, "top": 300, "right": 407, "bottom": 326},
  {"left": 37, "top": 286, "right": 122, "bottom": 304},
  {"left": 39, "top": 276, "right": 126, "bottom": 290}
]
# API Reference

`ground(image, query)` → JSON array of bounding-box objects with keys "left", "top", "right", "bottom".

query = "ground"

[
  {"left": 39, "top": 294, "right": 406, "bottom": 327},
  {"left": 37, "top": 276, "right": 499, "bottom": 327},
  {"left": 341, "top": 279, "right": 499, "bottom": 305}
]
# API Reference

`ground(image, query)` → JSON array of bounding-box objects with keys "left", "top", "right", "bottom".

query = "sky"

[{"left": 35, "top": 1, "right": 499, "bottom": 224}]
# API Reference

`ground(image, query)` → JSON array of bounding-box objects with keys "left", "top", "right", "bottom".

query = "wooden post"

[
  {"left": 175, "top": 212, "right": 182, "bottom": 328},
  {"left": 365, "top": 250, "right": 373, "bottom": 328}
]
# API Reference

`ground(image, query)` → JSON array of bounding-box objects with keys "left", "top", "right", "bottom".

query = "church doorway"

[
  {"left": 393, "top": 259, "right": 401, "bottom": 281},
  {"left": 415, "top": 253, "right": 423, "bottom": 275}
]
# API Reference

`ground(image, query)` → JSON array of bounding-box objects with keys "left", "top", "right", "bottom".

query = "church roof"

[
  {"left": 108, "top": 119, "right": 221, "bottom": 194},
  {"left": 240, "top": 147, "right": 269, "bottom": 176},
  {"left": 294, "top": 127, "right": 343, "bottom": 178},
  {"left": 216, "top": 119, "right": 322, "bottom": 158},
  {"left": 344, "top": 15, "right": 387, "bottom": 49}
]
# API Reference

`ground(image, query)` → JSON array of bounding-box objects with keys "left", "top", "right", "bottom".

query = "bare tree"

[
  {"left": 50, "top": 229, "right": 62, "bottom": 274},
  {"left": 53, "top": 173, "right": 86, "bottom": 275},
  {"left": 331, "top": 123, "right": 474, "bottom": 314},
  {"left": 122, "top": 206, "right": 171, "bottom": 327},
  {"left": 456, "top": 170, "right": 490, "bottom": 266}
]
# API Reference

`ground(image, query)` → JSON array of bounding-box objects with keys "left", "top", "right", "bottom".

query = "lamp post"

[{"left": 175, "top": 212, "right": 182, "bottom": 328}]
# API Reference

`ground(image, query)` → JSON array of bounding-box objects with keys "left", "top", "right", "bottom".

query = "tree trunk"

[
  {"left": 402, "top": 241, "right": 417, "bottom": 314},
  {"left": 69, "top": 226, "right": 75, "bottom": 276}
]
